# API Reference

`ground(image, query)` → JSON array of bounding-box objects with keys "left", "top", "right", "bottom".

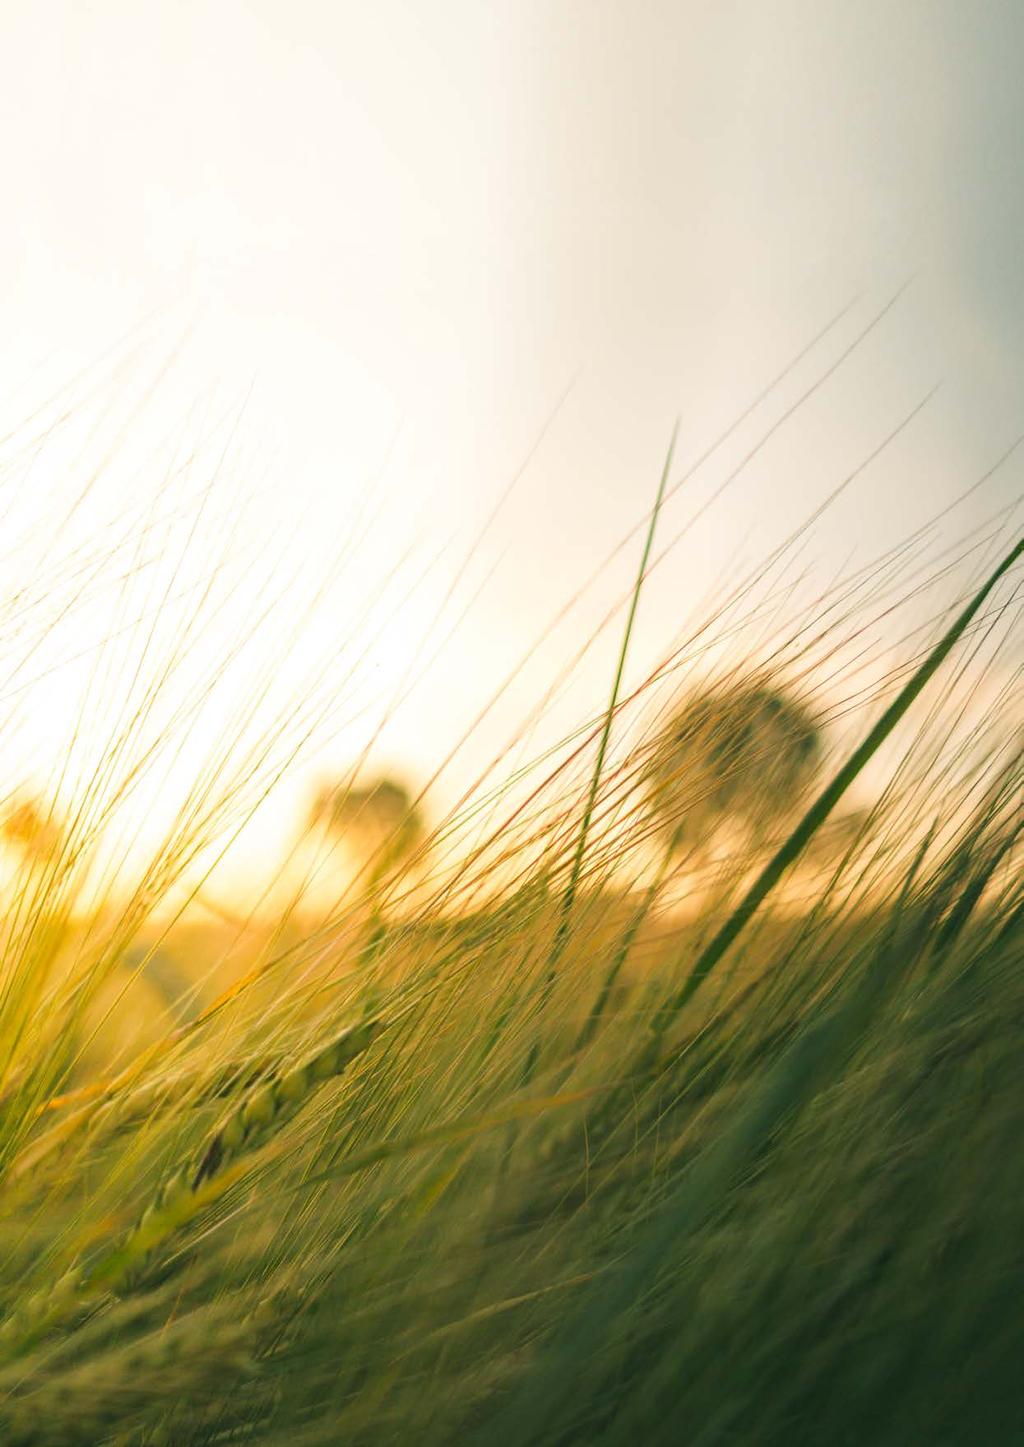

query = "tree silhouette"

[
  {"left": 579, "top": 678, "right": 824, "bottom": 1047},
  {"left": 642, "top": 678, "right": 824, "bottom": 858},
  {"left": 308, "top": 775, "right": 426, "bottom": 954},
  {"left": 310, "top": 776, "right": 424, "bottom": 867}
]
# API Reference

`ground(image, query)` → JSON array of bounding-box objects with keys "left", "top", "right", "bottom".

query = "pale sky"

[{"left": 0, "top": 1, "right": 1021, "bottom": 900}]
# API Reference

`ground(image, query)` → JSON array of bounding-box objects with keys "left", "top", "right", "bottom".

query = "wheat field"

[{"left": 0, "top": 368, "right": 1020, "bottom": 1447}]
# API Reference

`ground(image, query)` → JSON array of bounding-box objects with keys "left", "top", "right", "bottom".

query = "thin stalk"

[{"left": 527, "top": 423, "right": 678, "bottom": 1076}]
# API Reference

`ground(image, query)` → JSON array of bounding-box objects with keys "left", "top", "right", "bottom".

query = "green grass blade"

[
  {"left": 523, "top": 422, "right": 679, "bottom": 1081},
  {"left": 551, "top": 420, "right": 680, "bottom": 960}
]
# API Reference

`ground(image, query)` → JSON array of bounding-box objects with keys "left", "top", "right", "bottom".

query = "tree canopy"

[{"left": 642, "top": 678, "right": 824, "bottom": 855}]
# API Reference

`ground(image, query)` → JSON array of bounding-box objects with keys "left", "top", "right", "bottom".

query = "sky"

[{"left": 0, "top": 0, "right": 1021, "bottom": 900}]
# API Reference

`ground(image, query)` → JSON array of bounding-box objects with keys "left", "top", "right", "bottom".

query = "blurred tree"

[
  {"left": 579, "top": 678, "right": 824, "bottom": 1047},
  {"left": 642, "top": 677, "right": 824, "bottom": 858},
  {"left": 308, "top": 775, "right": 426, "bottom": 956},
  {"left": 310, "top": 777, "right": 424, "bottom": 869}
]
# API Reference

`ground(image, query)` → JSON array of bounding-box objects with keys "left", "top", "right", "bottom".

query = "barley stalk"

[{"left": 0, "top": 1018, "right": 380, "bottom": 1358}]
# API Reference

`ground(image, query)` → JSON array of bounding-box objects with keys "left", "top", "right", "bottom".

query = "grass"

[{"left": 0, "top": 368, "right": 1021, "bottom": 1443}]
